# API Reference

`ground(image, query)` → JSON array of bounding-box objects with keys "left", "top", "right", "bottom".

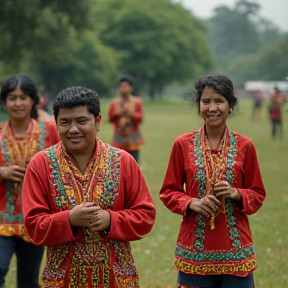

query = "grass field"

[{"left": 3, "top": 98, "right": 288, "bottom": 288}]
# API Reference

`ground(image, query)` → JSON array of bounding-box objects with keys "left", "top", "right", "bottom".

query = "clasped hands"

[
  {"left": 189, "top": 180, "right": 242, "bottom": 217},
  {"left": 69, "top": 202, "right": 111, "bottom": 233}
]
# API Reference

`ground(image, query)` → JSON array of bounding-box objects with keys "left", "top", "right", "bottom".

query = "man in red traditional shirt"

[
  {"left": 108, "top": 75, "right": 144, "bottom": 162},
  {"left": 22, "top": 86, "right": 155, "bottom": 288}
]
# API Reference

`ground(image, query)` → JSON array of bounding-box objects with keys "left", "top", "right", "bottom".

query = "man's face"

[
  {"left": 118, "top": 81, "right": 133, "bottom": 96},
  {"left": 56, "top": 106, "right": 101, "bottom": 156}
]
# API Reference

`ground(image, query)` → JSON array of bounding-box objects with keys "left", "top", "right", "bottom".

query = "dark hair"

[
  {"left": 194, "top": 74, "right": 237, "bottom": 112},
  {"left": 53, "top": 86, "right": 100, "bottom": 122},
  {"left": 0, "top": 75, "right": 39, "bottom": 119},
  {"left": 118, "top": 75, "right": 135, "bottom": 87}
]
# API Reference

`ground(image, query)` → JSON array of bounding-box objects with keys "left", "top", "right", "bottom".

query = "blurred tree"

[
  {"left": 0, "top": 0, "right": 91, "bottom": 72},
  {"left": 38, "top": 31, "right": 119, "bottom": 96},
  {"left": 207, "top": 0, "right": 260, "bottom": 71},
  {"left": 255, "top": 33, "right": 288, "bottom": 80},
  {"left": 0, "top": 0, "right": 120, "bottom": 96},
  {"left": 207, "top": 0, "right": 286, "bottom": 87},
  {"left": 95, "top": 0, "right": 213, "bottom": 99}
]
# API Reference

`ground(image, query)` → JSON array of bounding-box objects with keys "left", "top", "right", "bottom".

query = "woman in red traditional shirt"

[
  {"left": 0, "top": 75, "right": 59, "bottom": 288},
  {"left": 160, "top": 75, "right": 265, "bottom": 288}
]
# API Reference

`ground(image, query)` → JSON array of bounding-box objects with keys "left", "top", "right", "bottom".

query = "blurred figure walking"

[
  {"left": 108, "top": 75, "right": 144, "bottom": 163},
  {"left": 252, "top": 90, "right": 263, "bottom": 120},
  {"left": 269, "top": 87, "right": 283, "bottom": 139}
]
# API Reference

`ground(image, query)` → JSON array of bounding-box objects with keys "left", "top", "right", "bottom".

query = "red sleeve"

[
  {"left": 106, "top": 152, "right": 155, "bottom": 241},
  {"left": 237, "top": 141, "right": 266, "bottom": 215},
  {"left": 108, "top": 101, "right": 119, "bottom": 123},
  {"left": 159, "top": 138, "right": 192, "bottom": 216},
  {"left": 131, "top": 99, "right": 143, "bottom": 123},
  {"left": 22, "top": 153, "right": 77, "bottom": 246},
  {"left": 44, "top": 121, "right": 60, "bottom": 145}
]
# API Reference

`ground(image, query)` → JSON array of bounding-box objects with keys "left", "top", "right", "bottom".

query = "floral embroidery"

[
  {"left": 175, "top": 244, "right": 254, "bottom": 262},
  {"left": 225, "top": 132, "right": 241, "bottom": 248},
  {"left": 193, "top": 130, "right": 207, "bottom": 251}
]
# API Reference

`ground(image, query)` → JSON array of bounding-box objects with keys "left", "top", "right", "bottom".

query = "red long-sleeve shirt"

[
  {"left": 160, "top": 127, "right": 265, "bottom": 277},
  {"left": 108, "top": 97, "right": 144, "bottom": 151},
  {"left": 22, "top": 140, "right": 155, "bottom": 287}
]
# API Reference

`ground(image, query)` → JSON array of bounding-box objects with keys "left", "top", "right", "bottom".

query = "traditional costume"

[
  {"left": 160, "top": 126, "right": 265, "bottom": 280},
  {"left": 108, "top": 97, "right": 144, "bottom": 152},
  {"left": 22, "top": 139, "right": 155, "bottom": 288},
  {"left": 0, "top": 119, "right": 59, "bottom": 240}
]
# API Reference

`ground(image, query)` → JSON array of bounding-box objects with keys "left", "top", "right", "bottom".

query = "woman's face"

[
  {"left": 5, "top": 85, "right": 34, "bottom": 121},
  {"left": 199, "top": 87, "right": 232, "bottom": 129}
]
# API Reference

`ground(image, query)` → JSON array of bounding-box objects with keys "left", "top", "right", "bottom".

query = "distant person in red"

[
  {"left": 269, "top": 87, "right": 282, "bottom": 139},
  {"left": 252, "top": 90, "right": 263, "bottom": 120},
  {"left": 108, "top": 75, "right": 144, "bottom": 163}
]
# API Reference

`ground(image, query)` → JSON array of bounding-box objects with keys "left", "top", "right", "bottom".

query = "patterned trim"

[
  {"left": 175, "top": 244, "right": 255, "bottom": 262},
  {"left": 175, "top": 257, "right": 256, "bottom": 275},
  {"left": 38, "top": 120, "right": 47, "bottom": 150},
  {"left": 225, "top": 132, "right": 241, "bottom": 248},
  {"left": 193, "top": 130, "right": 206, "bottom": 251}
]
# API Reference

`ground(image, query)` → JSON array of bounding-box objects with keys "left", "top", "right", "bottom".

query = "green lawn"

[{"left": 3, "top": 98, "right": 288, "bottom": 287}]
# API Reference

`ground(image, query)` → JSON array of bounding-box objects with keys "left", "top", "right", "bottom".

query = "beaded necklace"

[
  {"left": 58, "top": 143, "right": 101, "bottom": 206},
  {"left": 201, "top": 126, "right": 228, "bottom": 230},
  {"left": 5, "top": 119, "right": 41, "bottom": 167}
]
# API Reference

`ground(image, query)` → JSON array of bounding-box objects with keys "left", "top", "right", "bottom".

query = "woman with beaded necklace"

[
  {"left": 0, "top": 75, "right": 59, "bottom": 288},
  {"left": 160, "top": 74, "right": 265, "bottom": 288}
]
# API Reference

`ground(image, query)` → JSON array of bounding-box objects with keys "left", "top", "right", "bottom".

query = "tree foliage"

[
  {"left": 95, "top": 0, "right": 213, "bottom": 98},
  {"left": 0, "top": 0, "right": 119, "bottom": 95},
  {"left": 207, "top": 0, "right": 287, "bottom": 87}
]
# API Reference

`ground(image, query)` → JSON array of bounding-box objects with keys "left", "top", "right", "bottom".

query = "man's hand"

[
  {"left": 90, "top": 209, "right": 111, "bottom": 233},
  {"left": 69, "top": 203, "right": 111, "bottom": 232},
  {"left": 69, "top": 203, "right": 101, "bottom": 228}
]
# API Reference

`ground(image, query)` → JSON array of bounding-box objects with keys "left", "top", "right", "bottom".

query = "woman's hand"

[
  {"left": 189, "top": 195, "right": 221, "bottom": 217},
  {"left": 0, "top": 165, "right": 26, "bottom": 182},
  {"left": 213, "top": 180, "right": 242, "bottom": 201}
]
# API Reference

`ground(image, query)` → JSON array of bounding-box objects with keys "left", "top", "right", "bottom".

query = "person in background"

[
  {"left": 22, "top": 86, "right": 155, "bottom": 288},
  {"left": 108, "top": 75, "right": 144, "bottom": 163},
  {"left": 252, "top": 89, "right": 263, "bottom": 120},
  {"left": 269, "top": 87, "right": 283, "bottom": 139},
  {"left": 160, "top": 74, "right": 265, "bottom": 288},
  {"left": 0, "top": 75, "right": 59, "bottom": 288}
]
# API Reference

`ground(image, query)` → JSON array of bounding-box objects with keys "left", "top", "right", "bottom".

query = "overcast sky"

[{"left": 181, "top": 0, "right": 288, "bottom": 32}]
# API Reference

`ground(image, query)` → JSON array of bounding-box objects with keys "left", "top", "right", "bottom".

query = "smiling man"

[{"left": 22, "top": 86, "right": 156, "bottom": 288}]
